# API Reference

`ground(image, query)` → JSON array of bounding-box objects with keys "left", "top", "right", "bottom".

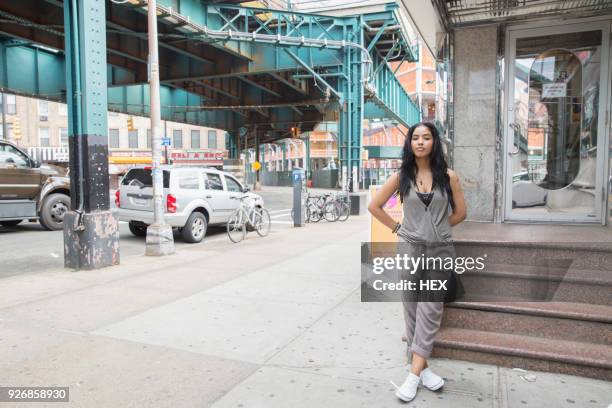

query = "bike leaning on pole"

[{"left": 227, "top": 195, "right": 271, "bottom": 243}]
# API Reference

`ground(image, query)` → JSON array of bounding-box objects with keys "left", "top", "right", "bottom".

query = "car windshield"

[{"left": 121, "top": 168, "right": 170, "bottom": 188}]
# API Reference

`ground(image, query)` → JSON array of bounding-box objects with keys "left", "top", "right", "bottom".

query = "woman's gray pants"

[
  {"left": 396, "top": 236, "right": 446, "bottom": 362},
  {"left": 402, "top": 300, "right": 444, "bottom": 362}
]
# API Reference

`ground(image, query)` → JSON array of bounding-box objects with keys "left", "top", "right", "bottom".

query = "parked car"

[
  {"left": 512, "top": 181, "right": 548, "bottom": 208},
  {"left": 0, "top": 139, "right": 71, "bottom": 230},
  {"left": 115, "top": 166, "right": 264, "bottom": 243},
  {"left": 512, "top": 171, "right": 530, "bottom": 183}
]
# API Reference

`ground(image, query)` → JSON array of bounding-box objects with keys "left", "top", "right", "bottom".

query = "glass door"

[{"left": 504, "top": 20, "right": 611, "bottom": 223}]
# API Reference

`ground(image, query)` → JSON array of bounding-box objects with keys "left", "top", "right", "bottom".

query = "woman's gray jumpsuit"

[{"left": 397, "top": 178, "right": 454, "bottom": 361}]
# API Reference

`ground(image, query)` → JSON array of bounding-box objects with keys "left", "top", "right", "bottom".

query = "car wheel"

[
  {"left": 128, "top": 221, "right": 148, "bottom": 237},
  {"left": 39, "top": 193, "right": 71, "bottom": 231},
  {"left": 181, "top": 212, "right": 207, "bottom": 243},
  {"left": 0, "top": 220, "right": 23, "bottom": 227}
]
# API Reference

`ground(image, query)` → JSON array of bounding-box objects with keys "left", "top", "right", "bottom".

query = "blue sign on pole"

[{"left": 161, "top": 137, "right": 171, "bottom": 146}]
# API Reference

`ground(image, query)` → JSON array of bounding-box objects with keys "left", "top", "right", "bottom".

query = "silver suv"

[{"left": 115, "top": 166, "right": 264, "bottom": 243}]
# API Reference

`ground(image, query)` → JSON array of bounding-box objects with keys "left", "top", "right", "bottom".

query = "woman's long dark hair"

[{"left": 397, "top": 122, "right": 455, "bottom": 211}]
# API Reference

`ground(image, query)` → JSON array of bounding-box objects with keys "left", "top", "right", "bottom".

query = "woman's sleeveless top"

[{"left": 397, "top": 179, "right": 453, "bottom": 243}]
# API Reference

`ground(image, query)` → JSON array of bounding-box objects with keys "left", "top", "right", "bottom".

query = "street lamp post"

[{"left": 145, "top": 0, "right": 175, "bottom": 256}]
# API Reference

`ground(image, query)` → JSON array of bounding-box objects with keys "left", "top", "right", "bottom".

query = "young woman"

[{"left": 367, "top": 122, "right": 467, "bottom": 403}]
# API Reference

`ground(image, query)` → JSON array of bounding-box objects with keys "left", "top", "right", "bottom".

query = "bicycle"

[
  {"left": 227, "top": 195, "right": 271, "bottom": 243},
  {"left": 329, "top": 191, "right": 350, "bottom": 222},
  {"left": 291, "top": 192, "right": 347, "bottom": 223},
  {"left": 336, "top": 175, "right": 352, "bottom": 222},
  {"left": 306, "top": 193, "right": 338, "bottom": 222}
]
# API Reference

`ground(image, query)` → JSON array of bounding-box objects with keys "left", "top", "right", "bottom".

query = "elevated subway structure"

[
  {"left": 0, "top": 0, "right": 420, "bottom": 188},
  {"left": 0, "top": 0, "right": 420, "bottom": 269}
]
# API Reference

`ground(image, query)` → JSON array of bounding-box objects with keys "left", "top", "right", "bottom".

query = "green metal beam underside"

[
  {"left": 107, "top": 84, "right": 236, "bottom": 130},
  {"left": 0, "top": 41, "right": 65, "bottom": 98},
  {"left": 0, "top": 0, "right": 420, "bottom": 142},
  {"left": 364, "top": 145, "right": 402, "bottom": 159}
]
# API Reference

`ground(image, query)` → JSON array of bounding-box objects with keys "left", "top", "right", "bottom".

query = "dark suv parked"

[{"left": 0, "top": 139, "right": 71, "bottom": 230}]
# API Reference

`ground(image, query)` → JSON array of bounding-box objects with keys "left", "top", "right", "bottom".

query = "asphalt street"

[{"left": 0, "top": 186, "right": 296, "bottom": 278}]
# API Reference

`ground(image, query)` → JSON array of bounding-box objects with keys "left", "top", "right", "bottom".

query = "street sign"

[
  {"left": 161, "top": 137, "right": 171, "bottom": 146},
  {"left": 252, "top": 161, "right": 261, "bottom": 171}
]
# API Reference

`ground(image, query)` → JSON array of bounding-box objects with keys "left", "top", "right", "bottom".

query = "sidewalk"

[{"left": 0, "top": 216, "right": 609, "bottom": 407}]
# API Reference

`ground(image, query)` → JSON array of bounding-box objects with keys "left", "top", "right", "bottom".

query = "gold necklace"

[{"left": 416, "top": 174, "right": 431, "bottom": 193}]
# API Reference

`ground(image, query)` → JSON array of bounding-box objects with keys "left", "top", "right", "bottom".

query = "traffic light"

[
  {"left": 290, "top": 126, "right": 299, "bottom": 138},
  {"left": 12, "top": 117, "right": 21, "bottom": 140},
  {"left": 127, "top": 116, "right": 135, "bottom": 131}
]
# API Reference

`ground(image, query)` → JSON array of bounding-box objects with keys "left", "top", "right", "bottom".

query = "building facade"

[
  {"left": 0, "top": 94, "right": 227, "bottom": 187},
  {"left": 399, "top": 1, "right": 612, "bottom": 226}
]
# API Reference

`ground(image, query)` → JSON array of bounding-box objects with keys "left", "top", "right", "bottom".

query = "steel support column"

[
  {"left": 260, "top": 144, "right": 265, "bottom": 172},
  {"left": 338, "top": 18, "right": 364, "bottom": 192},
  {"left": 254, "top": 129, "right": 261, "bottom": 190},
  {"left": 63, "top": 0, "right": 119, "bottom": 270},
  {"left": 305, "top": 136, "right": 310, "bottom": 182},
  {"left": 227, "top": 130, "right": 238, "bottom": 159}
]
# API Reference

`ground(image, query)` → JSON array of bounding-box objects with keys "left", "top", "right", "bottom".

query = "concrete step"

[
  {"left": 432, "top": 327, "right": 612, "bottom": 381},
  {"left": 454, "top": 241, "right": 612, "bottom": 272},
  {"left": 481, "top": 263, "right": 612, "bottom": 284},
  {"left": 459, "top": 271, "right": 611, "bottom": 304},
  {"left": 454, "top": 238, "right": 612, "bottom": 253},
  {"left": 442, "top": 301, "right": 612, "bottom": 345}
]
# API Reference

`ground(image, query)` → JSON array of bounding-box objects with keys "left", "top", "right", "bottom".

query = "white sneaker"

[
  {"left": 420, "top": 367, "right": 444, "bottom": 391},
  {"left": 392, "top": 372, "right": 420, "bottom": 402}
]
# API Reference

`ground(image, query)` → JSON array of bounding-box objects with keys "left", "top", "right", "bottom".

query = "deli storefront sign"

[{"left": 170, "top": 150, "right": 225, "bottom": 165}]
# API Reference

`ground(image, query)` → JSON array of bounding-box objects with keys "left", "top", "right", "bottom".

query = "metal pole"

[
  {"left": 146, "top": 0, "right": 175, "bottom": 256},
  {"left": 1, "top": 93, "right": 7, "bottom": 141},
  {"left": 164, "top": 119, "right": 169, "bottom": 164},
  {"left": 150, "top": 0, "right": 163, "bottom": 226}
]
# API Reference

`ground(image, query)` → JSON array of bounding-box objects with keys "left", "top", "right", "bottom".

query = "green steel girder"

[
  {"left": 366, "top": 20, "right": 393, "bottom": 53},
  {"left": 0, "top": 0, "right": 422, "bottom": 184},
  {"left": 63, "top": 0, "right": 112, "bottom": 216},
  {"left": 337, "top": 15, "right": 364, "bottom": 189},
  {"left": 365, "top": 46, "right": 420, "bottom": 128},
  {"left": 364, "top": 145, "right": 403, "bottom": 159},
  {"left": 283, "top": 50, "right": 341, "bottom": 101},
  {"left": 0, "top": 41, "right": 65, "bottom": 99},
  {"left": 107, "top": 83, "right": 236, "bottom": 130},
  {"left": 226, "top": 130, "right": 237, "bottom": 158},
  {"left": 238, "top": 76, "right": 281, "bottom": 98}
]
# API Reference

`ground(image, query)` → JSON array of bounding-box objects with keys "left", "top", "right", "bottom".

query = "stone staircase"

[{"left": 432, "top": 240, "right": 612, "bottom": 381}]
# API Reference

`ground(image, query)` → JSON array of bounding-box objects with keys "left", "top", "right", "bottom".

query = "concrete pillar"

[{"left": 453, "top": 27, "right": 497, "bottom": 221}]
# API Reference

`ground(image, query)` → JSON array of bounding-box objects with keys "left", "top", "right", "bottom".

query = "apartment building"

[{"left": 0, "top": 94, "right": 228, "bottom": 187}]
